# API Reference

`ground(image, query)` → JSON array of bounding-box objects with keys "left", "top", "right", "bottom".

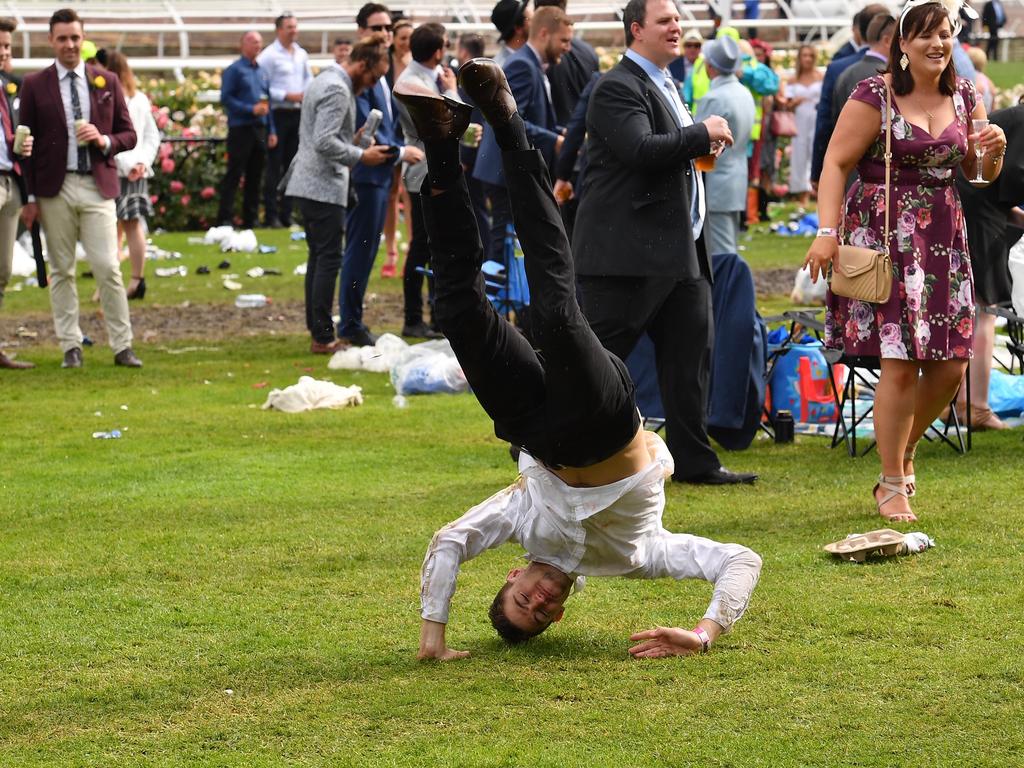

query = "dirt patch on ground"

[
  {"left": 0, "top": 293, "right": 405, "bottom": 350},
  {"left": 1, "top": 272, "right": 795, "bottom": 350}
]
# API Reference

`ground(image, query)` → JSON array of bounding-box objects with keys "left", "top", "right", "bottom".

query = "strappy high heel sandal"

[
  {"left": 873, "top": 474, "right": 917, "bottom": 523},
  {"left": 903, "top": 442, "right": 917, "bottom": 498}
]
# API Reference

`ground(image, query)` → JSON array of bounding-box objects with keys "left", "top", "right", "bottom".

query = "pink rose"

[
  {"left": 161, "top": 157, "right": 175, "bottom": 174},
  {"left": 156, "top": 114, "right": 169, "bottom": 130},
  {"left": 169, "top": 180, "right": 184, "bottom": 193},
  {"left": 159, "top": 142, "right": 173, "bottom": 159},
  {"left": 159, "top": 205, "right": 166, "bottom": 214},
  {"left": 180, "top": 194, "right": 191, "bottom": 206},
  {"left": 879, "top": 322, "right": 901, "bottom": 345},
  {"left": 149, "top": 194, "right": 158, "bottom": 204},
  {"left": 200, "top": 186, "right": 215, "bottom": 200}
]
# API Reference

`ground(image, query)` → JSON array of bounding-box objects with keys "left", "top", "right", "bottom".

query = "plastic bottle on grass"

[{"left": 235, "top": 294, "right": 271, "bottom": 309}]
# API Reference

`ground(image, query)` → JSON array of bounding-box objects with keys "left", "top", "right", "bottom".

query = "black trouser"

[
  {"left": 482, "top": 180, "right": 512, "bottom": 271},
  {"left": 264, "top": 109, "right": 301, "bottom": 225},
  {"left": 465, "top": 172, "right": 492, "bottom": 263},
  {"left": 298, "top": 197, "right": 345, "bottom": 344},
  {"left": 422, "top": 149, "right": 638, "bottom": 468},
  {"left": 986, "top": 28, "right": 999, "bottom": 61},
  {"left": 576, "top": 274, "right": 720, "bottom": 480},
  {"left": 403, "top": 191, "right": 434, "bottom": 327},
  {"left": 218, "top": 124, "right": 267, "bottom": 228}
]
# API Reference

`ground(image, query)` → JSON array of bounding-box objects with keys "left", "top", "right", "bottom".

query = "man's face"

[
  {"left": 683, "top": 39, "right": 701, "bottom": 63},
  {"left": 361, "top": 11, "right": 394, "bottom": 47},
  {"left": 277, "top": 17, "right": 298, "bottom": 46},
  {"left": 49, "top": 21, "right": 83, "bottom": 69},
  {"left": 501, "top": 563, "right": 571, "bottom": 634},
  {"left": 631, "top": 0, "right": 681, "bottom": 68},
  {"left": 241, "top": 32, "right": 262, "bottom": 60},
  {"left": 456, "top": 44, "right": 473, "bottom": 67},
  {"left": 544, "top": 22, "right": 573, "bottom": 66},
  {"left": 334, "top": 41, "right": 352, "bottom": 64},
  {"left": 0, "top": 31, "right": 11, "bottom": 69}
]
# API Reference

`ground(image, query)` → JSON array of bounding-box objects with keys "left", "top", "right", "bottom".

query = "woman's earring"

[{"left": 900, "top": 53, "right": 910, "bottom": 71}]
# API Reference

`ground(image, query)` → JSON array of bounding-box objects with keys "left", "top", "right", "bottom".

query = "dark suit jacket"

[
  {"left": 473, "top": 44, "right": 560, "bottom": 188},
  {"left": 573, "top": 56, "right": 710, "bottom": 279},
  {"left": 811, "top": 48, "right": 865, "bottom": 183},
  {"left": 831, "top": 52, "right": 887, "bottom": 123},
  {"left": 19, "top": 63, "right": 136, "bottom": 200},
  {"left": 982, "top": 0, "right": 1006, "bottom": 30},
  {"left": 350, "top": 79, "right": 404, "bottom": 189},
  {"left": 547, "top": 37, "right": 599, "bottom": 125}
]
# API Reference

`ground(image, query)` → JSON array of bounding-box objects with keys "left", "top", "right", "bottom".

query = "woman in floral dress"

[{"left": 803, "top": 0, "right": 1007, "bottom": 523}]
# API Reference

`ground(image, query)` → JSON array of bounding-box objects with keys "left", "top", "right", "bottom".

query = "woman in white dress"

[{"left": 784, "top": 44, "right": 823, "bottom": 207}]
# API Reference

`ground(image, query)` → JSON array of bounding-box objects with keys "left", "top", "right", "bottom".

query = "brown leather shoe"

[
  {"left": 113, "top": 348, "right": 143, "bottom": 368},
  {"left": 62, "top": 347, "right": 83, "bottom": 369},
  {"left": 310, "top": 339, "right": 344, "bottom": 355},
  {"left": 0, "top": 350, "right": 35, "bottom": 369},
  {"left": 457, "top": 58, "right": 518, "bottom": 129},
  {"left": 393, "top": 79, "right": 472, "bottom": 142}
]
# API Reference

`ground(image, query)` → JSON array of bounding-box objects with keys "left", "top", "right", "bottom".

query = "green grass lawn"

[{"left": 2, "top": 224, "right": 1023, "bottom": 765}]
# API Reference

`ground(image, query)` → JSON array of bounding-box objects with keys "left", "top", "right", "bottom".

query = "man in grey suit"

[
  {"left": 393, "top": 22, "right": 459, "bottom": 338},
  {"left": 285, "top": 34, "right": 393, "bottom": 354},
  {"left": 694, "top": 36, "right": 754, "bottom": 257}
]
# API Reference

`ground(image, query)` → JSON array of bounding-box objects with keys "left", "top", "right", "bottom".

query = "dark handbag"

[
  {"left": 770, "top": 109, "right": 797, "bottom": 138},
  {"left": 829, "top": 85, "right": 893, "bottom": 305}
]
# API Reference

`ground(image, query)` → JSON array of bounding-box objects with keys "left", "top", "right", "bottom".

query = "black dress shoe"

[
  {"left": 457, "top": 58, "right": 518, "bottom": 129},
  {"left": 340, "top": 328, "right": 379, "bottom": 348},
  {"left": 0, "top": 351, "right": 35, "bottom": 369},
  {"left": 401, "top": 322, "right": 444, "bottom": 339},
  {"left": 62, "top": 347, "right": 83, "bottom": 369},
  {"left": 113, "top": 348, "right": 143, "bottom": 368},
  {"left": 393, "top": 79, "right": 473, "bottom": 142},
  {"left": 677, "top": 467, "right": 758, "bottom": 485}
]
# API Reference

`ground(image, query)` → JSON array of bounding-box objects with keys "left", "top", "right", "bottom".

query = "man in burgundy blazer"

[{"left": 19, "top": 7, "right": 141, "bottom": 368}]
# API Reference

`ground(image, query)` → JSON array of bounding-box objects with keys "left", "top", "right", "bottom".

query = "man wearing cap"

[
  {"left": 668, "top": 29, "right": 702, "bottom": 82},
  {"left": 492, "top": 0, "right": 532, "bottom": 66},
  {"left": 573, "top": 0, "right": 755, "bottom": 485},
  {"left": 694, "top": 36, "right": 754, "bottom": 257}
]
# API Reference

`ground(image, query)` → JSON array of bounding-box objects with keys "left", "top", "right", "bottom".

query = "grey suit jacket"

[
  {"left": 284, "top": 65, "right": 363, "bottom": 206},
  {"left": 393, "top": 61, "right": 458, "bottom": 194},
  {"left": 694, "top": 74, "right": 755, "bottom": 212}
]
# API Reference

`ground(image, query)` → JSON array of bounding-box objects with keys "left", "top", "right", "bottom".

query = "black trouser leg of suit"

[
  {"left": 420, "top": 148, "right": 638, "bottom": 468},
  {"left": 577, "top": 274, "right": 721, "bottom": 481}
]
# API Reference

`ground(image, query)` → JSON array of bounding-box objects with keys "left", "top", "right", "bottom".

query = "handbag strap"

[{"left": 882, "top": 83, "right": 892, "bottom": 254}]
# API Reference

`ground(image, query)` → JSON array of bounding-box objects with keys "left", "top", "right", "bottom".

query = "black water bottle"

[{"left": 774, "top": 410, "right": 795, "bottom": 444}]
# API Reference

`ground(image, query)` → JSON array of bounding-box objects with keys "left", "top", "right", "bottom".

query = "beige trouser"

[
  {"left": 0, "top": 173, "right": 21, "bottom": 310},
  {"left": 38, "top": 174, "right": 132, "bottom": 354}
]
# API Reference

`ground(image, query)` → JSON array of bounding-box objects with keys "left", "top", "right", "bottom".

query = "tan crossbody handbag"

[{"left": 829, "top": 84, "right": 894, "bottom": 304}]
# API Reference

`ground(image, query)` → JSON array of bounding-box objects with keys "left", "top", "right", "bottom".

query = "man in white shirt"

[
  {"left": 396, "top": 62, "right": 761, "bottom": 661},
  {"left": 257, "top": 12, "right": 312, "bottom": 228}
]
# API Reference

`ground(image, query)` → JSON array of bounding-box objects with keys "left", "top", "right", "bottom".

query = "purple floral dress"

[{"left": 825, "top": 75, "right": 977, "bottom": 360}]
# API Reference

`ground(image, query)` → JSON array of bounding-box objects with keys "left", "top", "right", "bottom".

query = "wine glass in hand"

[{"left": 971, "top": 118, "right": 989, "bottom": 186}]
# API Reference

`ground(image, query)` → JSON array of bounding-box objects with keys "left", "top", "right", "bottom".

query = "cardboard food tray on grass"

[{"left": 824, "top": 528, "right": 905, "bottom": 563}]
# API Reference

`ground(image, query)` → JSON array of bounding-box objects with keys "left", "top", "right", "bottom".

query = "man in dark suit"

[
  {"left": 982, "top": 0, "right": 1006, "bottom": 60},
  {"left": 19, "top": 8, "right": 141, "bottom": 369},
  {"left": 573, "top": 0, "right": 753, "bottom": 485},
  {"left": 534, "top": 0, "right": 599, "bottom": 125},
  {"left": 473, "top": 5, "right": 572, "bottom": 276},
  {"left": 336, "top": 2, "right": 424, "bottom": 347}
]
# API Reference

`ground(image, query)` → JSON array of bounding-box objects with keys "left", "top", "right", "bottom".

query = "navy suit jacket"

[
  {"left": 810, "top": 48, "right": 865, "bottom": 183},
  {"left": 351, "top": 78, "right": 403, "bottom": 188},
  {"left": 473, "top": 45, "right": 560, "bottom": 188}
]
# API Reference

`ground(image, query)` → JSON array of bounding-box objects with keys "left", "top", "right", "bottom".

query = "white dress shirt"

[
  {"left": 0, "top": 122, "right": 11, "bottom": 173},
  {"left": 420, "top": 432, "right": 762, "bottom": 630},
  {"left": 56, "top": 60, "right": 92, "bottom": 171},
  {"left": 257, "top": 39, "right": 313, "bottom": 109}
]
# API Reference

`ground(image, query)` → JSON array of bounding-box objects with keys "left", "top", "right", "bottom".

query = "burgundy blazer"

[{"left": 19, "top": 63, "right": 136, "bottom": 200}]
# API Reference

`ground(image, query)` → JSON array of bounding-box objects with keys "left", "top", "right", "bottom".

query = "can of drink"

[
  {"left": 12, "top": 125, "right": 30, "bottom": 154},
  {"left": 74, "top": 118, "right": 88, "bottom": 146},
  {"left": 774, "top": 410, "right": 795, "bottom": 444}
]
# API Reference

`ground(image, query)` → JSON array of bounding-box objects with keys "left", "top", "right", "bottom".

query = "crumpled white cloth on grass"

[
  {"left": 204, "top": 226, "right": 259, "bottom": 253},
  {"left": 262, "top": 376, "right": 363, "bottom": 413},
  {"left": 328, "top": 332, "right": 409, "bottom": 373}
]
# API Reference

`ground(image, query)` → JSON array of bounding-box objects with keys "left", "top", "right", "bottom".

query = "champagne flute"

[{"left": 971, "top": 118, "right": 989, "bottom": 186}]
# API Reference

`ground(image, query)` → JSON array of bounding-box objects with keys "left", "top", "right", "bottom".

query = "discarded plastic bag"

[
  {"left": 328, "top": 333, "right": 409, "bottom": 373},
  {"left": 262, "top": 376, "right": 363, "bottom": 413},
  {"left": 390, "top": 338, "right": 468, "bottom": 396},
  {"left": 222, "top": 229, "right": 258, "bottom": 253},
  {"left": 989, "top": 369, "right": 1024, "bottom": 417}
]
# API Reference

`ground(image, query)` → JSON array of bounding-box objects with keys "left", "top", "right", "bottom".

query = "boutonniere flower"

[
  {"left": 92, "top": 75, "right": 106, "bottom": 89},
  {"left": 4, "top": 82, "right": 15, "bottom": 95}
]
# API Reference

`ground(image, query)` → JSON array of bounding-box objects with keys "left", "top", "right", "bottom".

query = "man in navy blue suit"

[
  {"left": 338, "top": 2, "right": 425, "bottom": 347},
  {"left": 472, "top": 5, "right": 572, "bottom": 269}
]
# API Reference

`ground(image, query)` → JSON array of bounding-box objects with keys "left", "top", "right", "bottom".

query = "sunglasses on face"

[{"left": 369, "top": 23, "right": 393, "bottom": 32}]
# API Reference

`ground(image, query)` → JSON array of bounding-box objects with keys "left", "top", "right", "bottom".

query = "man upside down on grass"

[{"left": 394, "top": 59, "right": 761, "bottom": 661}]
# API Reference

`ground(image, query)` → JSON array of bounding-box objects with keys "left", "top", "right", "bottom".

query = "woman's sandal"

[
  {"left": 873, "top": 474, "right": 917, "bottom": 523},
  {"left": 903, "top": 442, "right": 917, "bottom": 498}
]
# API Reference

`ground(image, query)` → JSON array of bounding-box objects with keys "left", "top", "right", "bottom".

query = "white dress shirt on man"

[{"left": 257, "top": 39, "right": 313, "bottom": 109}]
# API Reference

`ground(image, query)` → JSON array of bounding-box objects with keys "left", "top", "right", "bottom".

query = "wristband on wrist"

[
  {"left": 692, "top": 626, "right": 711, "bottom": 653},
  {"left": 816, "top": 227, "right": 839, "bottom": 239}
]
